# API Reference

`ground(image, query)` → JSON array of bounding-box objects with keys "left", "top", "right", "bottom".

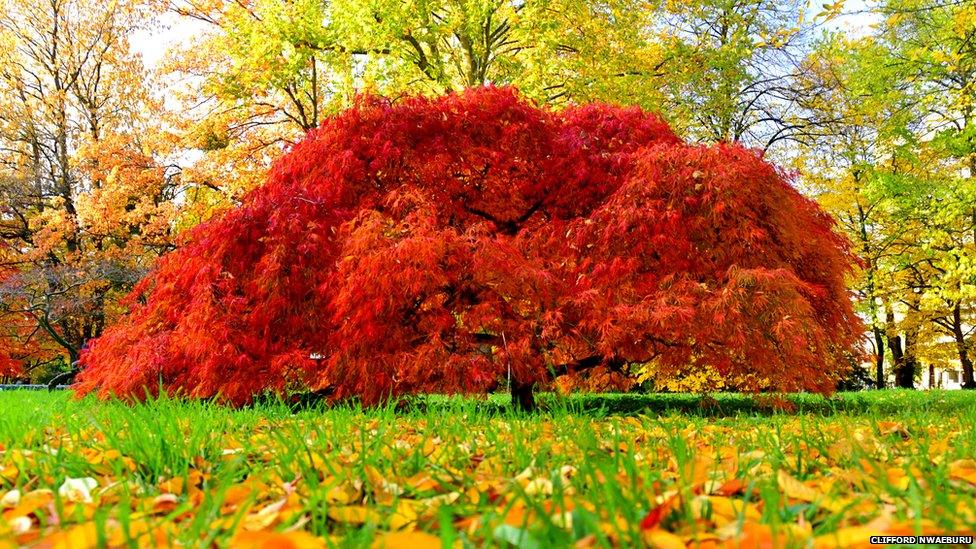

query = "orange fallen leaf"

[
  {"left": 242, "top": 498, "right": 288, "bottom": 531},
  {"left": 221, "top": 483, "right": 256, "bottom": 510},
  {"left": 3, "top": 489, "right": 53, "bottom": 521},
  {"left": 777, "top": 470, "right": 844, "bottom": 512},
  {"left": 34, "top": 522, "right": 98, "bottom": 549},
  {"left": 231, "top": 530, "right": 326, "bottom": 549},
  {"left": 718, "top": 522, "right": 812, "bottom": 549},
  {"left": 876, "top": 421, "right": 910, "bottom": 439},
  {"left": 150, "top": 493, "right": 180, "bottom": 515},
  {"left": 712, "top": 478, "right": 746, "bottom": 497},
  {"left": 406, "top": 473, "right": 440, "bottom": 493},
  {"left": 372, "top": 531, "right": 441, "bottom": 548},
  {"left": 640, "top": 493, "right": 678, "bottom": 530},
  {"left": 0, "top": 465, "right": 17, "bottom": 484},
  {"left": 777, "top": 470, "right": 818, "bottom": 500},
  {"left": 158, "top": 477, "right": 184, "bottom": 494},
  {"left": 643, "top": 528, "right": 685, "bottom": 549},
  {"left": 690, "top": 496, "right": 761, "bottom": 527},
  {"left": 948, "top": 460, "right": 976, "bottom": 486}
]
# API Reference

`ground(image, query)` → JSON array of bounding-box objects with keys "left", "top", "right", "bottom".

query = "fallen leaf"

[
  {"left": 327, "top": 505, "right": 380, "bottom": 524},
  {"left": 231, "top": 530, "right": 326, "bottom": 549},
  {"left": 242, "top": 498, "right": 288, "bottom": 531},
  {"left": 948, "top": 460, "right": 976, "bottom": 486},
  {"left": 58, "top": 477, "right": 98, "bottom": 504},
  {"left": 0, "top": 490, "right": 20, "bottom": 508},
  {"left": 372, "top": 531, "right": 441, "bottom": 548},
  {"left": 644, "top": 528, "right": 686, "bottom": 549},
  {"left": 34, "top": 522, "right": 98, "bottom": 549},
  {"left": 3, "top": 489, "right": 53, "bottom": 521}
]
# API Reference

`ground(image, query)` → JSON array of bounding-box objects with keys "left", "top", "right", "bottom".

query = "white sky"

[{"left": 130, "top": 11, "right": 209, "bottom": 70}]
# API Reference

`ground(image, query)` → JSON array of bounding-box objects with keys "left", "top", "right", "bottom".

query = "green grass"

[{"left": 0, "top": 390, "right": 975, "bottom": 547}]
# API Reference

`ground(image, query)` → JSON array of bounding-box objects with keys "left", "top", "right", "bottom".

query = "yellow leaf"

[
  {"left": 876, "top": 421, "right": 910, "bottom": 439},
  {"left": 389, "top": 500, "right": 420, "bottom": 530},
  {"left": 327, "top": 505, "right": 380, "bottom": 524},
  {"left": 690, "top": 496, "right": 761, "bottom": 527},
  {"left": 231, "top": 530, "right": 326, "bottom": 549},
  {"left": 221, "top": 483, "right": 256, "bottom": 511},
  {"left": 0, "top": 466, "right": 17, "bottom": 484},
  {"left": 777, "top": 470, "right": 845, "bottom": 512},
  {"left": 814, "top": 526, "right": 875, "bottom": 549},
  {"left": 406, "top": 473, "right": 440, "bottom": 492},
  {"left": 777, "top": 470, "right": 819, "bottom": 502},
  {"left": 884, "top": 468, "right": 909, "bottom": 491},
  {"left": 35, "top": 522, "right": 99, "bottom": 549},
  {"left": 643, "top": 528, "right": 685, "bottom": 549},
  {"left": 372, "top": 531, "right": 441, "bottom": 549},
  {"left": 948, "top": 459, "right": 976, "bottom": 486},
  {"left": 3, "top": 489, "right": 52, "bottom": 521},
  {"left": 242, "top": 498, "right": 288, "bottom": 531},
  {"left": 325, "top": 480, "right": 362, "bottom": 505}
]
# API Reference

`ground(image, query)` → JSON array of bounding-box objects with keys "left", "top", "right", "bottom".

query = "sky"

[{"left": 130, "top": 11, "right": 209, "bottom": 70}]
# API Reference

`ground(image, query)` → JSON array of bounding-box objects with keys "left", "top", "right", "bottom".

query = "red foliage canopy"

[{"left": 76, "top": 87, "right": 861, "bottom": 405}]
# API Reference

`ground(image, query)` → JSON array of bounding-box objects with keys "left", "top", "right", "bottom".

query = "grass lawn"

[{"left": 0, "top": 390, "right": 974, "bottom": 548}]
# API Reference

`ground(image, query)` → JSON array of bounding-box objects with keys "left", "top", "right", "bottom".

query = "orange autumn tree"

[{"left": 76, "top": 87, "right": 861, "bottom": 409}]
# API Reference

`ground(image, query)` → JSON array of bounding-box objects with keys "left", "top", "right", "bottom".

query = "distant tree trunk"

[
  {"left": 893, "top": 330, "right": 918, "bottom": 389},
  {"left": 929, "top": 363, "right": 935, "bottom": 389},
  {"left": 951, "top": 303, "right": 976, "bottom": 389},
  {"left": 888, "top": 332, "right": 903, "bottom": 386},
  {"left": 886, "top": 307, "right": 901, "bottom": 390},
  {"left": 873, "top": 326, "right": 885, "bottom": 389},
  {"left": 510, "top": 379, "right": 535, "bottom": 412},
  {"left": 886, "top": 308, "right": 917, "bottom": 389},
  {"left": 858, "top": 196, "right": 884, "bottom": 389}
]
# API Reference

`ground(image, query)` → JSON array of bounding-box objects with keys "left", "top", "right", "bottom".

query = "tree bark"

[
  {"left": 886, "top": 308, "right": 917, "bottom": 389},
  {"left": 951, "top": 303, "right": 976, "bottom": 389},
  {"left": 873, "top": 326, "right": 885, "bottom": 389},
  {"left": 510, "top": 379, "right": 535, "bottom": 412},
  {"left": 895, "top": 330, "right": 918, "bottom": 389}
]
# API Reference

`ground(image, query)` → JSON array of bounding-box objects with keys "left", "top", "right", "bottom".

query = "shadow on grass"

[{"left": 404, "top": 389, "right": 976, "bottom": 418}]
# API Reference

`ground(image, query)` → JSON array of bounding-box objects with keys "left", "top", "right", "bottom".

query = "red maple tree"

[{"left": 76, "top": 87, "right": 861, "bottom": 409}]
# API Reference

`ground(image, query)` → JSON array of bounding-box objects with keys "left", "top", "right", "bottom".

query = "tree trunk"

[
  {"left": 886, "top": 307, "right": 917, "bottom": 389},
  {"left": 510, "top": 379, "right": 535, "bottom": 412},
  {"left": 873, "top": 326, "right": 885, "bottom": 389},
  {"left": 929, "top": 363, "right": 935, "bottom": 389},
  {"left": 888, "top": 333, "right": 908, "bottom": 388},
  {"left": 887, "top": 333, "right": 916, "bottom": 389},
  {"left": 951, "top": 303, "right": 976, "bottom": 389},
  {"left": 894, "top": 329, "right": 918, "bottom": 389}
]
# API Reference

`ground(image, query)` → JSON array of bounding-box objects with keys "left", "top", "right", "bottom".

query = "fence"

[{"left": 0, "top": 385, "right": 70, "bottom": 391}]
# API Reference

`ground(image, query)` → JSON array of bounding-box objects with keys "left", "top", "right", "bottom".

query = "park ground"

[{"left": 0, "top": 391, "right": 974, "bottom": 548}]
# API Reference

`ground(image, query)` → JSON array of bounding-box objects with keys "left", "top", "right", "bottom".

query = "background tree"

[
  {"left": 160, "top": 0, "right": 841, "bottom": 214},
  {"left": 163, "top": 0, "right": 674, "bottom": 214},
  {"left": 0, "top": 0, "right": 182, "bottom": 379},
  {"left": 799, "top": 0, "right": 976, "bottom": 389},
  {"left": 656, "top": 0, "right": 838, "bottom": 152}
]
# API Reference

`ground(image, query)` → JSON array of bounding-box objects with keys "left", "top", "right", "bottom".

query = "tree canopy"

[{"left": 75, "top": 87, "right": 860, "bottom": 407}]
